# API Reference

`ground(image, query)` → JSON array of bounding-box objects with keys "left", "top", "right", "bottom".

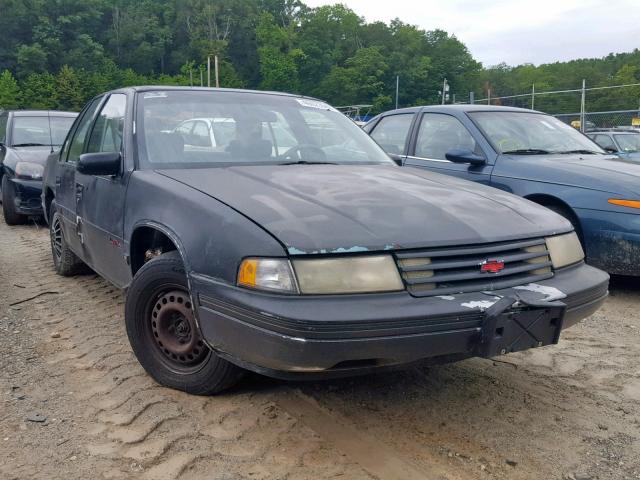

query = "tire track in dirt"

[{"left": 1, "top": 220, "right": 377, "bottom": 480}]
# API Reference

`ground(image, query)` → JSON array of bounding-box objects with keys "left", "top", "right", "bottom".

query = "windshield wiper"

[
  {"left": 555, "top": 149, "right": 602, "bottom": 155},
  {"left": 502, "top": 148, "right": 551, "bottom": 155},
  {"left": 278, "top": 160, "right": 338, "bottom": 165},
  {"left": 13, "top": 143, "right": 49, "bottom": 147}
]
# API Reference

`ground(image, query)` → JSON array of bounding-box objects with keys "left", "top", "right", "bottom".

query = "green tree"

[
  {"left": 0, "top": 70, "right": 20, "bottom": 109},
  {"left": 53, "top": 66, "right": 84, "bottom": 110},
  {"left": 19, "top": 72, "right": 56, "bottom": 109}
]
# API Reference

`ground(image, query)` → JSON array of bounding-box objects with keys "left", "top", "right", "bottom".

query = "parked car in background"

[
  {"left": 0, "top": 110, "right": 77, "bottom": 224},
  {"left": 44, "top": 87, "right": 608, "bottom": 395},
  {"left": 587, "top": 129, "right": 640, "bottom": 161},
  {"left": 365, "top": 105, "right": 640, "bottom": 276}
]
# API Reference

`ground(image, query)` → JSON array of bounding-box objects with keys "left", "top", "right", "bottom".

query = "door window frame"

[
  {"left": 407, "top": 111, "right": 486, "bottom": 164},
  {"left": 368, "top": 112, "right": 417, "bottom": 156},
  {"left": 63, "top": 96, "right": 105, "bottom": 163}
]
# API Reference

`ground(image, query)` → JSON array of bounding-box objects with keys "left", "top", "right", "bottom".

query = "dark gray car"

[{"left": 44, "top": 87, "right": 609, "bottom": 394}]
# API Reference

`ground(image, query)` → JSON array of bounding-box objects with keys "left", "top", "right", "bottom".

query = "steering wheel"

[{"left": 280, "top": 144, "right": 327, "bottom": 162}]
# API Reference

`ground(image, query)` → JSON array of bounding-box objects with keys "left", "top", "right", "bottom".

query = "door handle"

[
  {"left": 75, "top": 183, "right": 84, "bottom": 204},
  {"left": 55, "top": 176, "right": 61, "bottom": 187}
]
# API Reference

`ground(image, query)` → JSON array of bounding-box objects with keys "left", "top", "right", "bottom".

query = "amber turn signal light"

[{"left": 608, "top": 199, "right": 640, "bottom": 209}]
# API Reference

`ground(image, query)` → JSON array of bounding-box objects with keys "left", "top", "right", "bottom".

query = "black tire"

[
  {"left": 2, "top": 175, "right": 27, "bottom": 225},
  {"left": 49, "top": 201, "right": 86, "bottom": 276},
  {"left": 125, "top": 251, "right": 243, "bottom": 395}
]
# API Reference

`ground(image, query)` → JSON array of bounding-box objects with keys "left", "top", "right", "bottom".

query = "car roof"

[
  {"left": 378, "top": 104, "right": 543, "bottom": 116},
  {"left": 108, "top": 85, "right": 322, "bottom": 102},
  {"left": 7, "top": 110, "right": 78, "bottom": 117},
  {"left": 589, "top": 130, "right": 639, "bottom": 135}
]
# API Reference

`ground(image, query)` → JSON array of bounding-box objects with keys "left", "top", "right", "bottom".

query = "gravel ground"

[{"left": 1, "top": 217, "right": 639, "bottom": 480}]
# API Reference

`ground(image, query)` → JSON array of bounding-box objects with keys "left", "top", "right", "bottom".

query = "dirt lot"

[{"left": 1, "top": 217, "right": 639, "bottom": 480}]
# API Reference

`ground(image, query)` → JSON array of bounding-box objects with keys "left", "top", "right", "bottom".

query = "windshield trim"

[{"left": 467, "top": 110, "right": 606, "bottom": 156}]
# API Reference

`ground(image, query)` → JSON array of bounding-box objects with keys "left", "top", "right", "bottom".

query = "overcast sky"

[{"left": 303, "top": 0, "right": 640, "bottom": 67}]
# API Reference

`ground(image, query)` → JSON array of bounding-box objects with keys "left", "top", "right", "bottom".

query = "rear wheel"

[
  {"left": 125, "top": 251, "right": 243, "bottom": 395},
  {"left": 1, "top": 175, "right": 27, "bottom": 225},
  {"left": 50, "top": 202, "right": 86, "bottom": 276}
]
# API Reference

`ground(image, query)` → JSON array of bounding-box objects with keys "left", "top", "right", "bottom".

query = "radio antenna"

[{"left": 47, "top": 111, "right": 54, "bottom": 153}]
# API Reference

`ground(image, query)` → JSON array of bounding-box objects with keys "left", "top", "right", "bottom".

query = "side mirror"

[
  {"left": 445, "top": 148, "right": 486, "bottom": 166},
  {"left": 387, "top": 153, "right": 404, "bottom": 166},
  {"left": 77, "top": 152, "right": 121, "bottom": 176},
  {"left": 603, "top": 147, "right": 618, "bottom": 154}
]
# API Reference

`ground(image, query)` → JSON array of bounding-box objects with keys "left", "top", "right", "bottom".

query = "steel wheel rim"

[
  {"left": 51, "top": 216, "right": 63, "bottom": 260},
  {"left": 148, "top": 288, "right": 209, "bottom": 374}
]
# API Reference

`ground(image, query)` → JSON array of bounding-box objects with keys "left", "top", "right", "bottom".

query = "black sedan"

[
  {"left": 0, "top": 110, "right": 77, "bottom": 224},
  {"left": 43, "top": 87, "right": 608, "bottom": 394}
]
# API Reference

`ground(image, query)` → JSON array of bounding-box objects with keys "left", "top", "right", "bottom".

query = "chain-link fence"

[{"left": 456, "top": 81, "right": 640, "bottom": 132}]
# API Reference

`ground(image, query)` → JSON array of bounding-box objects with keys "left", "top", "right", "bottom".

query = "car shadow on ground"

[{"left": 609, "top": 274, "right": 640, "bottom": 293}]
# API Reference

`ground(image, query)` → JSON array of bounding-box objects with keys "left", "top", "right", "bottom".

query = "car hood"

[
  {"left": 498, "top": 153, "right": 640, "bottom": 196},
  {"left": 11, "top": 146, "right": 53, "bottom": 165},
  {"left": 158, "top": 165, "right": 572, "bottom": 254}
]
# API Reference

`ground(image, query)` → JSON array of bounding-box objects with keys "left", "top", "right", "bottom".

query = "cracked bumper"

[{"left": 190, "top": 262, "right": 609, "bottom": 378}]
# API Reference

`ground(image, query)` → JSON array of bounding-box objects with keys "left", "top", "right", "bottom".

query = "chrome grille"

[{"left": 395, "top": 238, "right": 553, "bottom": 297}]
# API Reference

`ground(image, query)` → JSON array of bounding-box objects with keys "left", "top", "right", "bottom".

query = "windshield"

[
  {"left": 12, "top": 116, "right": 75, "bottom": 146},
  {"left": 136, "top": 90, "right": 394, "bottom": 168},
  {"left": 469, "top": 111, "right": 605, "bottom": 155},
  {"left": 615, "top": 134, "right": 640, "bottom": 153}
]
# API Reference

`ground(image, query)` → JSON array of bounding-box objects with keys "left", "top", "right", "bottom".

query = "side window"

[
  {"left": 66, "top": 97, "right": 103, "bottom": 162},
  {"left": 370, "top": 114, "right": 413, "bottom": 155},
  {"left": 191, "top": 121, "right": 212, "bottom": 147},
  {"left": 86, "top": 94, "right": 126, "bottom": 154},
  {"left": 0, "top": 114, "right": 7, "bottom": 143},
  {"left": 415, "top": 113, "right": 478, "bottom": 160},
  {"left": 594, "top": 134, "right": 616, "bottom": 151}
]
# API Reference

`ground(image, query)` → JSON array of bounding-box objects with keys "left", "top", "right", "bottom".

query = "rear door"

[
  {"left": 404, "top": 112, "right": 493, "bottom": 184},
  {"left": 57, "top": 97, "right": 104, "bottom": 256},
  {"left": 74, "top": 93, "right": 130, "bottom": 286}
]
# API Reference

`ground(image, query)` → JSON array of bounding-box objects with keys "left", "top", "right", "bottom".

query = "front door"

[
  {"left": 404, "top": 112, "right": 493, "bottom": 184},
  {"left": 74, "top": 93, "right": 130, "bottom": 286}
]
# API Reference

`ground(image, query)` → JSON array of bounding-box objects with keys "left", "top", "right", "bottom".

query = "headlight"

[
  {"left": 15, "top": 162, "right": 44, "bottom": 180},
  {"left": 545, "top": 232, "right": 584, "bottom": 268},
  {"left": 237, "top": 258, "right": 298, "bottom": 293},
  {"left": 292, "top": 255, "right": 404, "bottom": 294}
]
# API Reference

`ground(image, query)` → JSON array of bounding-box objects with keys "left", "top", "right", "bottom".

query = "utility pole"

[
  {"left": 395, "top": 75, "right": 399, "bottom": 109},
  {"left": 441, "top": 78, "right": 449, "bottom": 105},
  {"left": 531, "top": 83, "right": 535, "bottom": 110},
  {"left": 214, "top": 55, "right": 220, "bottom": 88},
  {"left": 207, "top": 55, "right": 211, "bottom": 87},
  {"left": 487, "top": 88, "right": 491, "bottom": 105},
  {"left": 580, "top": 79, "right": 586, "bottom": 133}
]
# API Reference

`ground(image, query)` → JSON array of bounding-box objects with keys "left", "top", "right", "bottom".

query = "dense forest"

[{"left": 0, "top": 0, "right": 639, "bottom": 114}]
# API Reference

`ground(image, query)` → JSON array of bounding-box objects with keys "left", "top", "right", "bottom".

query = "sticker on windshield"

[
  {"left": 539, "top": 120, "right": 557, "bottom": 130},
  {"left": 296, "top": 98, "right": 336, "bottom": 111},
  {"left": 143, "top": 92, "right": 169, "bottom": 99}
]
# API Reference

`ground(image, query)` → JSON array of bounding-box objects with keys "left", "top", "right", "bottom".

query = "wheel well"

[
  {"left": 130, "top": 227, "right": 179, "bottom": 275},
  {"left": 524, "top": 194, "right": 584, "bottom": 239}
]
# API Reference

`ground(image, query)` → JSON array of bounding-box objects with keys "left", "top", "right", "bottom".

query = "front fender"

[{"left": 124, "top": 171, "right": 287, "bottom": 286}]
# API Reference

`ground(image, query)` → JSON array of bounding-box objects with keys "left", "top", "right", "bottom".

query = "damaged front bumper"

[
  {"left": 190, "top": 261, "right": 609, "bottom": 379},
  {"left": 10, "top": 178, "right": 44, "bottom": 215}
]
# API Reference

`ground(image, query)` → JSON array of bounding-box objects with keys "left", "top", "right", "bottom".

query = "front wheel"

[
  {"left": 2, "top": 175, "right": 27, "bottom": 225},
  {"left": 125, "top": 251, "right": 243, "bottom": 395}
]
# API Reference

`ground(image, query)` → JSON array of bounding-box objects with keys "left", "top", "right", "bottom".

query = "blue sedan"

[{"left": 365, "top": 105, "right": 640, "bottom": 276}]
